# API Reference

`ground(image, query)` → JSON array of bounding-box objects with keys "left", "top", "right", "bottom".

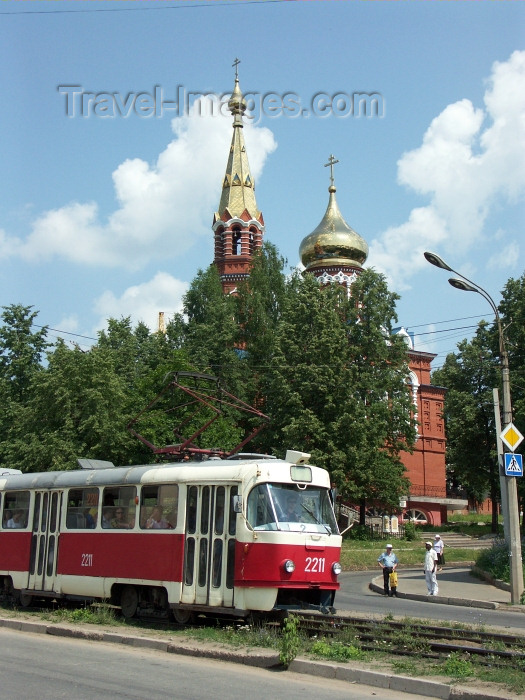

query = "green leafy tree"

[
  {"left": 432, "top": 324, "right": 501, "bottom": 531},
  {"left": 2, "top": 340, "right": 134, "bottom": 471},
  {"left": 257, "top": 270, "right": 414, "bottom": 514},
  {"left": 496, "top": 273, "right": 525, "bottom": 520},
  {"left": 0, "top": 304, "right": 48, "bottom": 400}
]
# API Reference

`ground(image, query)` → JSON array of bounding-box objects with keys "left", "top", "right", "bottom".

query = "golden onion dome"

[
  {"left": 228, "top": 78, "right": 247, "bottom": 117},
  {"left": 299, "top": 184, "right": 369, "bottom": 271}
]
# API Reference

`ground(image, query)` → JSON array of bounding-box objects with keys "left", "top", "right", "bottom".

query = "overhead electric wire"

[{"left": 0, "top": 1, "right": 286, "bottom": 16}]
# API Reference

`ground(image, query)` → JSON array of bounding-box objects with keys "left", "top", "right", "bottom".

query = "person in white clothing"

[
  {"left": 433, "top": 534, "right": 445, "bottom": 571},
  {"left": 424, "top": 541, "right": 438, "bottom": 595}
]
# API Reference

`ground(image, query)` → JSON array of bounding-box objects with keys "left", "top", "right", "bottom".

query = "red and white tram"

[{"left": 0, "top": 451, "right": 341, "bottom": 620}]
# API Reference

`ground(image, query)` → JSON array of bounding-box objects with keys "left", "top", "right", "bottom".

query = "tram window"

[
  {"left": 198, "top": 538, "right": 208, "bottom": 587},
  {"left": 184, "top": 537, "right": 195, "bottom": 585},
  {"left": 186, "top": 486, "right": 197, "bottom": 534},
  {"left": 67, "top": 488, "right": 99, "bottom": 529},
  {"left": 33, "top": 493, "right": 41, "bottom": 532},
  {"left": 49, "top": 492, "right": 58, "bottom": 532},
  {"left": 102, "top": 486, "right": 137, "bottom": 529},
  {"left": 41, "top": 492, "right": 49, "bottom": 532},
  {"left": 212, "top": 539, "right": 222, "bottom": 588},
  {"left": 226, "top": 538, "right": 235, "bottom": 589},
  {"left": 214, "top": 486, "right": 225, "bottom": 535},
  {"left": 46, "top": 536, "right": 56, "bottom": 577},
  {"left": 201, "top": 486, "right": 210, "bottom": 534},
  {"left": 228, "top": 486, "right": 238, "bottom": 536},
  {"left": 246, "top": 484, "right": 276, "bottom": 531},
  {"left": 140, "top": 484, "right": 177, "bottom": 530},
  {"left": 2, "top": 491, "right": 30, "bottom": 529}
]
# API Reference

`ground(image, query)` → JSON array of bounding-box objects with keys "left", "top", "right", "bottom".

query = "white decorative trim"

[
  {"left": 316, "top": 270, "right": 360, "bottom": 286},
  {"left": 212, "top": 218, "right": 264, "bottom": 233}
]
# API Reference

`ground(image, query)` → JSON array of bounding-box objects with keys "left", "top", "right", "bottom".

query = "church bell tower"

[{"left": 212, "top": 60, "right": 265, "bottom": 294}]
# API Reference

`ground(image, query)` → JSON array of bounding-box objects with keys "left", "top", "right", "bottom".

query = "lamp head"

[
  {"left": 424, "top": 251, "right": 453, "bottom": 272},
  {"left": 448, "top": 277, "right": 477, "bottom": 293}
]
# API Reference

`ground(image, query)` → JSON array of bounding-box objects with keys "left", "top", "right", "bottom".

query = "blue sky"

[{"left": 1, "top": 0, "right": 524, "bottom": 369}]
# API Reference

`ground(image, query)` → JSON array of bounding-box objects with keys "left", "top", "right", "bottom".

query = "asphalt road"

[
  {"left": 336, "top": 570, "right": 525, "bottom": 632},
  {"left": 0, "top": 628, "right": 416, "bottom": 700}
]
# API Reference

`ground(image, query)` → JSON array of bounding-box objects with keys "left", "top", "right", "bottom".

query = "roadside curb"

[
  {"left": 0, "top": 615, "right": 518, "bottom": 699},
  {"left": 369, "top": 572, "right": 524, "bottom": 613},
  {"left": 369, "top": 578, "right": 500, "bottom": 609}
]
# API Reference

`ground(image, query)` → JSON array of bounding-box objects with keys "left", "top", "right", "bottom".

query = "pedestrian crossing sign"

[{"left": 504, "top": 453, "right": 523, "bottom": 477}]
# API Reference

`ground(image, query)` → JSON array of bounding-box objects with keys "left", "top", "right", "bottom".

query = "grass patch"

[
  {"left": 41, "top": 602, "right": 120, "bottom": 626},
  {"left": 341, "top": 540, "right": 479, "bottom": 570}
]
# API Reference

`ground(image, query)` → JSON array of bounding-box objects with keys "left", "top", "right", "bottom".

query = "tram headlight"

[
  {"left": 332, "top": 562, "right": 342, "bottom": 576},
  {"left": 283, "top": 559, "right": 295, "bottom": 573}
]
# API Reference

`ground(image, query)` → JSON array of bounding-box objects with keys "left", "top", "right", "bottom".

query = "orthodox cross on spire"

[
  {"left": 324, "top": 154, "right": 339, "bottom": 187},
  {"left": 232, "top": 57, "right": 241, "bottom": 80}
]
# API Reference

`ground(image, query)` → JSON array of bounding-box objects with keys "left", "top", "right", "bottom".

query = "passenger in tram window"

[
  {"left": 6, "top": 509, "right": 24, "bottom": 528},
  {"left": 101, "top": 507, "right": 113, "bottom": 529},
  {"left": 166, "top": 508, "right": 177, "bottom": 529},
  {"left": 84, "top": 509, "right": 96, "bottom": 529},
  {"left": 284, "top": 494, "right": 302, "bottom": 522},
  {"left": 3, "top": 509, "right": 12, "bottom": 528},
  {"left": 146, "top": 505, "right": 170, "bottom": 529},
  {"left": 112, "top": 508, "right": 129, "bottom": 529}
]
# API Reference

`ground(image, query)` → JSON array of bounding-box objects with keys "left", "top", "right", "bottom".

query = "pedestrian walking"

[
  {"left": 377, "top": 543, "right": 399, "bottom": 597},
  {"left": 424, "top": 541, "right": 438, "bottom": 595},
  {"left": 433, "top": 534, "right": 445, "bottom": 570}
]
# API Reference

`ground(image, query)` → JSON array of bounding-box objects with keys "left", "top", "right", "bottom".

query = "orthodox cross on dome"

[
  {"left": 324, "top": 154, "right": 339, "bottom": 188},
  {"left": 232, "top": 57, "right": 241, "bottom": 80}
]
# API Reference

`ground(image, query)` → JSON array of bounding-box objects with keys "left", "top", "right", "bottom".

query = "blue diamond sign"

[{"left": 504, "top": 453, "right": 523, "bottom": 477}]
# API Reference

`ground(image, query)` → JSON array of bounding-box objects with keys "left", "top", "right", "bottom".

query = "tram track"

[
  {"left": 294, "top": 612, "right": 525, "bottom": 668},
  {"left": 6, "top": 599, "right": 525, "bottom": 672}
]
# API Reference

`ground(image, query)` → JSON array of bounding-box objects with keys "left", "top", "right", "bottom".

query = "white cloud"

[
  {"left": 93, "top": 271, "right": 189, "bottom": 331},
  {"left": 487, "top": 241, "right": 521, "bottom": 271},
  {"left": 369, "top": 50, "right": 525, "bottom": 289},
  {"left": 8, "top": 100, "right": 277, "bottom": 270}
]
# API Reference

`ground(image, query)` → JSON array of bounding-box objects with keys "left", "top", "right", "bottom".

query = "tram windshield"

[{"left": 246, "top": 483, "right": 338, "bottom": 534}]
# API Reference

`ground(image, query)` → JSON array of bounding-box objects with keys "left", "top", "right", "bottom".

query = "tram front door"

[
  {"left": 26, "top": 491, "right": 62, "bottom": 594},
  {"left": 181, "top": 484, "right": 238, "bottom": 609}
]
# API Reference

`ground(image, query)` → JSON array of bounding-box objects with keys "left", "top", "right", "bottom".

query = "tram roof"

[{"left": 0, "top": 457, "right": 330, "bottom": 491}]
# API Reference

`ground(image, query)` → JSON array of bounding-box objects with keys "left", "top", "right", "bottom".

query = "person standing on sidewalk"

[
  {"left": 433, "top": 534, "right": 445, "bottom": 571},
  {"left": 424, "top": 541, "right": 439, "bottom": 595},
  {"left": 378, "top": 543, "right": 398, "bottom": 597}
]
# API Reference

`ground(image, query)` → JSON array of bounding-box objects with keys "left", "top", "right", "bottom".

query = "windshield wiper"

[{"left": 301, "top": 503, "right": 331, "bottom": 535}]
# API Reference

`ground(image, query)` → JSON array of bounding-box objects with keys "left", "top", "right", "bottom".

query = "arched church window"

[
  {"left": 232, "top": 228, "right": 241, "bottom": 255},
  {"left": 249, "top": 227, "right": 256, "bottom": 255}
]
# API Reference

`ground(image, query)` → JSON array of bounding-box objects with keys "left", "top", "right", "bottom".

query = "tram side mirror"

[{"left": 232, "top": 495, "right": 243, "bottom": 513}]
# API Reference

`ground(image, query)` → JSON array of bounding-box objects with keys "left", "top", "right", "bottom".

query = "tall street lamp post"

[{"left": 424, "top": 252, "right": 524, "bottom": 604}]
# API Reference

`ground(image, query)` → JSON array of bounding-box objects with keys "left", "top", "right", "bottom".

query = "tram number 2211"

[
  {"left": 305, "top": 556, "right": 325, "bottom": 573},
  {"left": 81, "top": 553, "right": 93, "bottom": 567}
]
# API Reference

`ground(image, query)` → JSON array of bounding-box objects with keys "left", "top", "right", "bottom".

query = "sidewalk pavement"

[
  {"left": 0, "top": 612, "right": 519, "bottom": 700},
  {"left": 370, "top": 565, "right": 524, "bottom": 611}
]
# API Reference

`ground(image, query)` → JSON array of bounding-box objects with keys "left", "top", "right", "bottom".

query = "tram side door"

[
  {"left": 182, "top": 484, "right": 238, "bottom": 609},
  {"left": 27, "top": 491, "right": 62, "bottom": 593}
]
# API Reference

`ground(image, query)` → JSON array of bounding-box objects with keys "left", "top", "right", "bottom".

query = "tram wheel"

[
  {"left": 172, "top": 607, "right": 192, "bottom": 625},
  {"left": 120, "top": 586, "right": 139, "bottom": 619},
  {"left": 17, "top": 591, "right": 33, "bottom": 608}
]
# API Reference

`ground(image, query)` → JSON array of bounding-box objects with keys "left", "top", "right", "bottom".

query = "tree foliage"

[
  {"left": 432, "top": 324, "right": 500, "bottom": 530},
  {"left": 432, "top": 272, "right": 525, "bottom": 531},
  {"left": 0, "top": 257, "right": 419, "bottom": 515}
]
